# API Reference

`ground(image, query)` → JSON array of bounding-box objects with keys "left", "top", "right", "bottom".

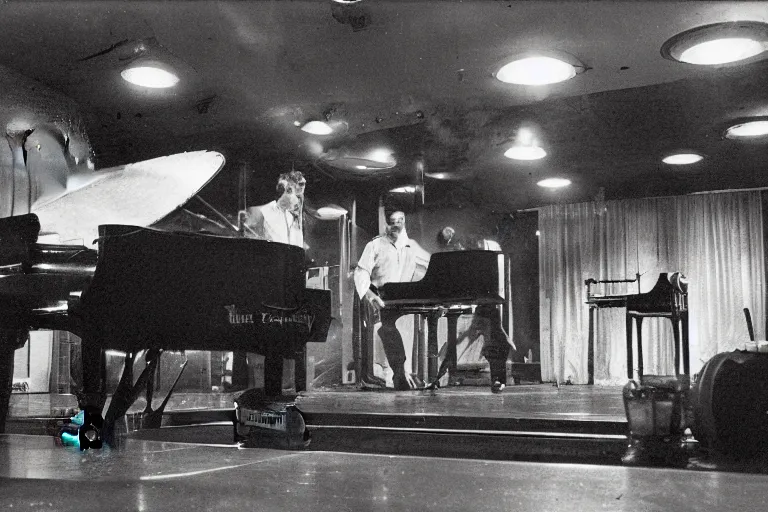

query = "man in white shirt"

[
  {"left": 242, "top": 171, "right": 306, "bottom": 248},
  {"left": 354, "top": 210, "right": 425, "bottom": 390}
]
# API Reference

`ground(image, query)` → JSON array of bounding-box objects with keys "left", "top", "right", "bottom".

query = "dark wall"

[{"left": 498, "top": 211, "right": 540, "bottom": 363}]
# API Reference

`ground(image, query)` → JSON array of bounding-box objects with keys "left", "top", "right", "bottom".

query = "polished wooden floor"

[
  {"left": 9, "top": 383, "right": 626, "bottom": 421},
  {"left": 2, "top": 433, "right": 768, "bottom": 512}
]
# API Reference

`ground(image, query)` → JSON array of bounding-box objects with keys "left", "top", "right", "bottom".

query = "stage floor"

[
  {"left": 297, "top": 384, "right": 627, "bottom": 421},
  {"left": 9, "top": 383, "right": 626, "bottom": 421},
  {"left": 2, "top": 434, "right": 768, "bottom": 512}
]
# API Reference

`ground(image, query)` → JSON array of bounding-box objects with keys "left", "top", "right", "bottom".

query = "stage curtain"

[{"left": 539, "top": 191, "right": 764, "bottom": 384}]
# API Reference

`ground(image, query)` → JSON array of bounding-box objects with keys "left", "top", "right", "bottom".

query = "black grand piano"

[
  {"left": 585, "top": 272, "right": 689, "bottom": 381},
  {"left": 0, "top": 214, "right": 331, "bottom": 433},
  {"left": 377, "top": 250, "right": 507, "bottom": 384}
]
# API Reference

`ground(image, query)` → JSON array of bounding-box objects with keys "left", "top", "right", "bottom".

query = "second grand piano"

[{"left": 377, "top": 250, "right": 508, "bottom": 384}]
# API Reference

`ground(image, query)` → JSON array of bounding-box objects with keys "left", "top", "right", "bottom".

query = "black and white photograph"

[{"left": 2, "top": 1, "right": 768, "bottom": 510}]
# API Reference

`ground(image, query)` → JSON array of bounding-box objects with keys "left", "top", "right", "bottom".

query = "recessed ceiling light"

[
  {"left": 496, "top": 56, "right": 577, "bottom": 85},
  {"left": 537, "top": 178, "right": 571, "bottom": 188},
  {"left": 504, "top": 146, "right": 547, "bottom": 160},
  {"left": 725, "top": 120, "right": 768, "bottom": 139},
  {"left": 301, "top": 121, "right": 333, "bottom": 135},
  {"left": 391, "top": 186, "right": 416, "bottom": 193},
  {"left": 121, "top": 66, "right": 179, "bottom": 88},
  {"left": 662, "top": 153, "right": 703, "bottom": 165},
  {"left": 680, "top": 38, "right": 764, "bottom": 65},
  {"left": 662, "top": 22, "right": 768, "bottom": 66}
]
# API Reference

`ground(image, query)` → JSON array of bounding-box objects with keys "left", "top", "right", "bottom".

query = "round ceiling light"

[
  {"left": 301, "top": 121, "right": 334, "bottom": 135},
  {"left": 121, "top": 65, "right": 179, "bottom": 88},
  {"left": 662, "top": 153, "right": 703, "bottom": 165},
  {"left": 661, "top": 22, "right": 768, "bottom": 65},
  {"left": 537, "top": 178, "right": 571, "bottom": 188},
  {"left": 316, "top": 205, "right": 348, "bottom": 219},
  {"left": 725, "top": 120, "right": 768, "bottom": 139},
  {"left": 504, "top": 145, "right": 547, "bottom": 160},
  {"left": 496, "top": 56, "right": 578, "bottom": 85}
]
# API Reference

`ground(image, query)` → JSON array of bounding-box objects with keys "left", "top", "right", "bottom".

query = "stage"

[{"left": 8, "top": 383, "right": 768, "bottom": 469}]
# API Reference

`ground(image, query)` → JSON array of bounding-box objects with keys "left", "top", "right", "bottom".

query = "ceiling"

[{"left": 0, "top": 0, "right": 767, "bottom": 214}]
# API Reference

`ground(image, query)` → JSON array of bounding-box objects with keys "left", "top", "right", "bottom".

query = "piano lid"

[
  {"left": 31, "top": 151, "right": 225, "bottom": 248},
  {"left": 378, "top": 250, "right": 505, "bottom": 309}
]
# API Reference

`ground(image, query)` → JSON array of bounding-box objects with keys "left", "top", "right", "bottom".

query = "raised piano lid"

[{"left": 30, "top": 151, "right": 225, "bottom": 248}]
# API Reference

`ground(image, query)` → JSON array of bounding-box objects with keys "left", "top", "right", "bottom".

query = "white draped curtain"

[{"left": 539, "top": 191, "right": 765, "bottom": 384}]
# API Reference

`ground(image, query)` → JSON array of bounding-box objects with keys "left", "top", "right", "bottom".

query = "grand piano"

[
  {"left": 0, "top": 213, "right": 332, "bottom": 431},
  {"left": 585, "top": 272, "right": 689, "bottom": 381},
  {"left": 377, "top": 250, "right": 507, "bottom": 385}
]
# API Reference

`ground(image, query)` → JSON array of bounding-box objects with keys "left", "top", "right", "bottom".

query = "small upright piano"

[
  {"left": 378, "top": 250, "right": 507, "bottom": 382},
  {"left": 585, "top": 272, "right": 689, "bottom": 381}
]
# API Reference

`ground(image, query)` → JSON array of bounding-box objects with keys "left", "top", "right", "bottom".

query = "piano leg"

[
  {"left": 671, "top": 317, "right": 681, "bottom": 376},
  {"left": 681, "top": 312, "right": 690, "bottom": 375},
  {"left": 263, "top": 341, "right": 282, "bottom": 397},
  {"left": 446, "top": 315, "right": 458, "bottom": 384},
  {"left": 636, "top": 317, "right": 644, "bottom": 380},
  {"left": 294, "top": 342, "right": 307, "bottom": 393},
  {"left": 80, "top": 336, "right": 106, "bottom": 410},
  {"left": 626, "top": 314, "right": 634, "bottom": 380},
  {"left": 0, "top": 330, "right": 27, "bottom": 433},
  {"left": 587, "top": 307, "right": 595, "bottom": 385},
  {"left": 426, "top": 314, "right": 440, "bottom": 383}
]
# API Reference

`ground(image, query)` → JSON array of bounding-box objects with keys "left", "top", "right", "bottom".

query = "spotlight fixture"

[
  {"left": 724, "top": 119, "right": 768, "bottom": 139},
  {"left": 537, "top": 178, "right": 571, "bottom": 188},
  {"left": 121, "top": 64, "right": 179, "bottom": 88},
  {"left": 301, "top": 121, "right": 334, "bottom": 135},
  {"left": 504, "top": 146, "right": 547, "bottom": 160},
  {"left": 662, "top": 153, "right": 704, "bottom": 165},
  {"left": 496, "top": 51, "right": 586, "bottom": 86},
  {"left": 504, "top": 127, "right": 547, "bottom": 160},
  {"left": 661, "top": 21, "right": 768, "bottom": 65}
]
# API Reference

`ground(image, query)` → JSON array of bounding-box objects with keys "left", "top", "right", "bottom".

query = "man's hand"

[{"left": 365, "top": 289, "right": 386, "bottom": 311}]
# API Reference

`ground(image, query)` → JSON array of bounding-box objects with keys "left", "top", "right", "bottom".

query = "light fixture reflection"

[
  {"left": 496, "top": 56, "right": 577, "bottom": 85},
  {"left": 725, "top": 120, "right": 768, "bottom": 139},
  {"left": 537, "top": 178, "right": 571, "bottom": 188},
  {"left": 121, "top": 66, "right": 179, "bottom": 88},
  {"left": 316, "top": 205, "right": 348, "bottom": 219},
  {"left": 301, "top": 121, "right": 333, "bottom": 135},
  {"left": 662, "top": 153, "right": 703, "bottom": 165}
]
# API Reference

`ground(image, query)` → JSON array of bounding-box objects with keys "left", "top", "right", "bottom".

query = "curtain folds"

[{"left": 539, "top": 191, "right": 765, "bottom": 384}]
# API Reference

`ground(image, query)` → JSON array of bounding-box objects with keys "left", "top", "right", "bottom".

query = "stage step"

[{"left": 302, "top": 411, "right": 628, "bottom": 464}]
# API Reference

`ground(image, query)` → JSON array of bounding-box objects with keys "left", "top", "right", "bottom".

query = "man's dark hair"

[{"left": 275, "top": 170, "right": 306, "bottom": 200}]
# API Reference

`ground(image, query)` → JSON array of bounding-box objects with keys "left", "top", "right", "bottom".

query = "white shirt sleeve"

[{"left": 354, "top": 241, "right": 376, "bottom": 299}]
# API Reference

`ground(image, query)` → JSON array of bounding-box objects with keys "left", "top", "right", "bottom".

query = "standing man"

[
  {"left": 242, "top": 171, "right": 306, "bottom": 248},
  {"left": 238, "top": 170, "right": 307, "bottom": 393},
  {"left": 354, "top": 209, "right": 427, "bottom": 391}
]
